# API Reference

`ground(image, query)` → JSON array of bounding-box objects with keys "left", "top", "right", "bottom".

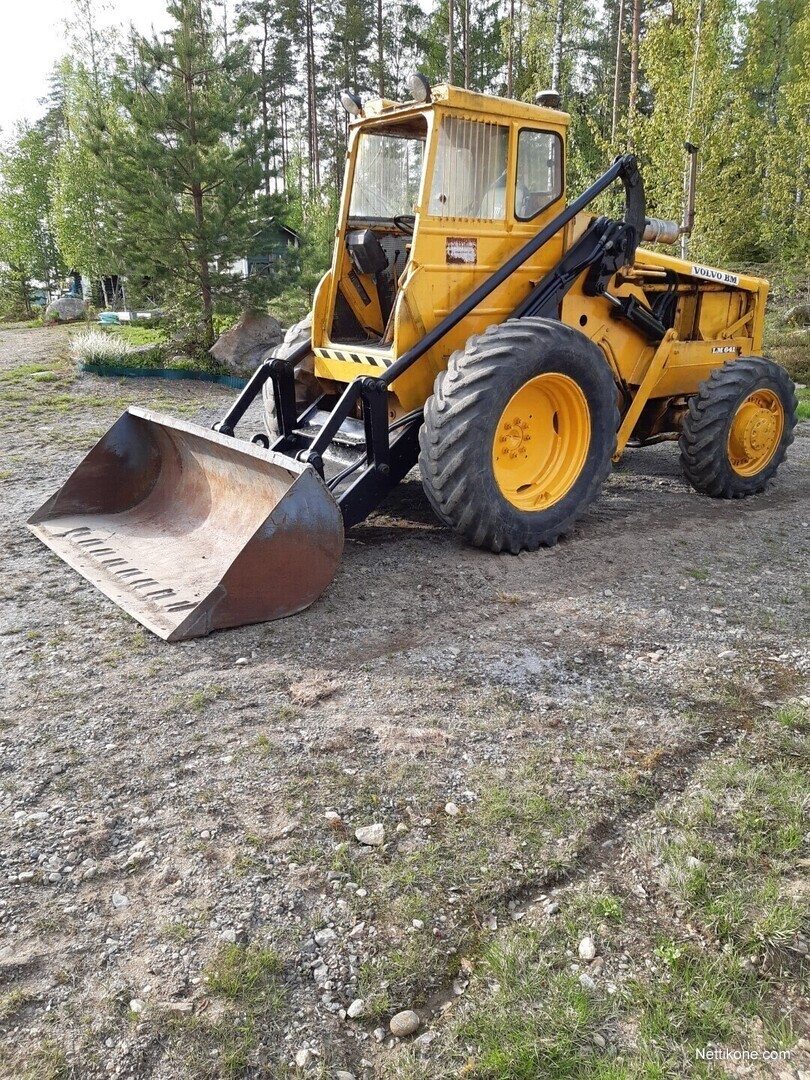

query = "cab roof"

[{"left": 357, "top": 83, "right": 571, "bottom": 129}]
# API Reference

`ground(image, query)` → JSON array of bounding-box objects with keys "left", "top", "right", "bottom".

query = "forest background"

[{"left": 0, "top": 0, "right": 808, "bottom": 350}]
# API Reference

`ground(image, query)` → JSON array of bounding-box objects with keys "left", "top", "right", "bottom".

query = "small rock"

[
  {"left": 346, "top": 998, "right": 365, "bottom": 1019},
  {"left": 579, "top": 973, "right": 596, "bottom": 991},
  {"left": 355, "top": 823, "right": 385, "bottom": 846},
  {"left": 335, "top": 1072, "right": 356, "bottom": 1080},
  {"left": 220, "top": 928, "right": 237, "bottom": 944},
  {"left": 389, "top": 1009, "right": 420, "bottom": 1037},
  {"left": 578, "top": 936, "right": 597, "bottom": 961},
  {"left": 544, "top": 901, "right": 560, "bottom": 915},
  {"left": 295, "top": 1047, "right": 316, "bottom": 1069},
  {"left": 235, "top": 656, "right": 248, "bottom": 665},
  {"left": 414, "top": 1030, "right": 438, "bottom": 1053},
  {"left": 111, "top": 891, "right": 129, "bottom": 908},
  {"left": 590, "top": 957, "right": 605, "bottom": 977},
  {"left": 129, "top": 999, "right": 144, "bottom": 1013},
  {"left": 18, "top": 871, "right": 35, "bottom": 882},
  {"left": 592, "top": 1033, "right": 606, "bottom": 1048},
  {"left": 395, "top": 822, "right": 408, "bottom": 834},
  {"left": 444, "top": 802, "right": 460, "bottom": 816},
  {"left": 373, "top": 1027, "right": 386, "bottom": 1043},
  {"left": 315, "top": 928, "right": 337, "bottom": 946},
  {"left": 325, "top": 811, "right": 342, "bottom": 824},
  {"left": 717, "top": 649, "right": 737, "bottom": 660},
  {"left": 412, "top": 919, "right": 424, "bottom": 930}
]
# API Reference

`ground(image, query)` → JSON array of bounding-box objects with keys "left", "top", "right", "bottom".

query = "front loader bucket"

[{"left": 27, "top": 407, "right": 344, "bottom": 640}]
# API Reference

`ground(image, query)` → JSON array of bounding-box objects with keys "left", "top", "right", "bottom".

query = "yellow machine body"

[{"left": 310, "top": 84, "right": 768, "bottom": 451}]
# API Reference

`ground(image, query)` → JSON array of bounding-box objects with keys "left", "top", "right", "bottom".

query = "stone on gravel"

[
  {"left": 389, "top": 1009, "right": 420, "bottom": 1037},
  {"left": 346, "top": 998, "right": 365, "bottom": 1018},
  {"left": 355, "top": 823, "right": 385, "bottom": 846},
  {"left": 579, "top": 936, "right": 597, "bottom": 960},
  {"left": 209, "top": 310, "right": 283, "bottom": 375},
  {"left": 315, "top": 928, "right": 337, "bottom": 946},
  {"left": 111, "top": 891, "right": 129, "bottom": 908},
  {"left": 295, "top": 1047, "right": 317, "bottom": 1069},
  {"left": 129, "top": 999, "right": 144, "bottom": 1013},
  {"left": 45, "top": 296, "right": 87, "bottom": 323},
  {"left": 444, "top": 802, "right": 460, "bottom": 816},
  {"left": 579, "top": 973, "right": 596, "bottom": 991},
  {"left": 335, "top": 1072, "right": 356, "bottom": 1080}
]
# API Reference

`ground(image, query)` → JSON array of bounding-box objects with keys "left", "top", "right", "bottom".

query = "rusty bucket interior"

[{"left": 27, "top": 407, "right": 344, "bottom": 640}]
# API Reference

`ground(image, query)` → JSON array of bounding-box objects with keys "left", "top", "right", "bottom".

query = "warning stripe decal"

[{"left": 318, "top": 348, "right": 393, "bottom": 369}]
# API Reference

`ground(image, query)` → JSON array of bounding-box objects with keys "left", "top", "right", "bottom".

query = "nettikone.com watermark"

[{"left": 696, "top": 1046, "right": 793, "bottom": 1062}]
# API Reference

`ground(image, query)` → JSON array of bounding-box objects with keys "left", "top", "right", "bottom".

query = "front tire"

[
  {"left": 418, "top": 318, "right": 619, "bottom": 553},
  {"left": 679, "top": 357, "right": 797, "bottom": 498}
]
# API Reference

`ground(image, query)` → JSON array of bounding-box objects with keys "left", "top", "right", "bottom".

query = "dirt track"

[{"left": 1, "top": 325, "right": 808, "bottom": 1079}]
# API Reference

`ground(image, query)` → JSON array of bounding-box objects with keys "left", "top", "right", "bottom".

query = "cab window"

[
  {"left": 428, "top": 117, "right": 509, "bottom": 220},
  {"left": 515, "top": 130, "right": 563, "bottom": 221}
]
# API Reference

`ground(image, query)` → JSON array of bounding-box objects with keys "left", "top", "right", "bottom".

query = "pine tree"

[{"left": 101, "top": 0, "right": 263, "bottom": 345}]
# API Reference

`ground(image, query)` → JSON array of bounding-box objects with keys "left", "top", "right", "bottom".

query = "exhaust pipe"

[
  {"left": 680, "top": 141, "right": 699, "bottom": 255},
  {"left": 639, "top": 142, "right": 699, "bottom": 251}
]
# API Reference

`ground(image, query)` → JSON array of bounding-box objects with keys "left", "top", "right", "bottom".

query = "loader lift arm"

[{"left": 214, "top": 154, "right": 647, "bottom": 528}]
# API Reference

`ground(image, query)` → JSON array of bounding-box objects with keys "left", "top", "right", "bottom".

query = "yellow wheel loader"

[{"left": 29, "top": 79, "right": 798, "bottom": 640}]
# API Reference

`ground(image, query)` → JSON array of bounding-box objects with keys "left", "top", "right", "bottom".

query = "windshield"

[{"left": 349, "top": 129, "right": 425, "bottom": 219}]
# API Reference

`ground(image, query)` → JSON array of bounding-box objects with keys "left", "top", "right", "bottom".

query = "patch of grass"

[
  {"left": 0, "top": 989, "right": 31, "bottom": 1020},
  {"left": 70, "top": 328, "right": 137, "bottom": 365},
  {"left": 205, "top": 943, "right": 285, "bottom": 1009},
  {"left": 797, "top": 388, "right": 810, "bottom": 421},
  {"left": 162, "top": 919, "right": 195, "bottom": 944},
  {"left": 653, "top": 704, "right": 809, "bottom": 961},
  {"left": 451, "top": 931, "right": 614, "bottom": 1078},
  {"left": 683, "top": 565, "right": 709, "bottom": 581},
  {"left": 17, "top": 1040, "right": 70, "bottom": 1080},
  {"left": 152, "top": 943, "right": 290, "bottom": 1079}
]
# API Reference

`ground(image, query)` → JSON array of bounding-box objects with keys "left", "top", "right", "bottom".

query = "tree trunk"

[
  {"left": 507, "top": 0, "right": 514, "bottom": 97},
  {"left": 629, "top": 0, "right": 641, "bottom": 123},
  {"left": 611, "top": 0, "right": 625, "bottom": 141},
  {"left": 305, "top": 0, "right": 320, "bottom": 191},
  {"left": 463, "top": 0, "right": 469, "bottom": 88},
  {"left": 279, "top": 75, "right": 288, "bottom": 194},
  {"left": 551, "top": 0, "right": 564, "bottom": 94},
  {"left": 377, "top": 0, "right": 384, "bottom": 97},
  {"left": 260, "top": 14, "right": 270, "bottom": 196},
  {"left": 192, "top": 182, "right": 214, "bottom": 347},
  {"left": 448, "top": 0, "right": 454, "bottom": 83}
]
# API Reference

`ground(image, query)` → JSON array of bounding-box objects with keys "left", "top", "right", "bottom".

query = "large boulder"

[
  {"left": 785, "top": 303, "right": 810, "bottom": 327},
  {"left": 45, "top": 296, "right": 87, "bottom": 323},
  {"left": 209, "top": 310, "right": 284, "bottom": 376}
]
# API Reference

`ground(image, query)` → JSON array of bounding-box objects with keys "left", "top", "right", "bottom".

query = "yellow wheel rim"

[
  {"left": 492, "top": 373, "right": 591, "bottom": 511},
  {"left": 727, "top": 388, "right": 784, "bottom": 477}
]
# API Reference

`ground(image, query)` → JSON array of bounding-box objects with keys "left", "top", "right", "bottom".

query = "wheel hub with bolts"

[
  {"left": 492, "top": 372, "right": 591, "bottom": 510},
  {"left": 727, "top": 389, "right": 784, "bottom": 476}
]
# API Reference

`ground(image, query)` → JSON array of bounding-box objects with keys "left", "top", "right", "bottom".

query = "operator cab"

[{"left": 333, "top": 115, "right": 427, "bottom": 345}]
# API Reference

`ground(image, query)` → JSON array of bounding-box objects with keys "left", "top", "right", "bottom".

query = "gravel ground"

[{"left": 0, "top": 325, "right": 808, "bottom": 1079}]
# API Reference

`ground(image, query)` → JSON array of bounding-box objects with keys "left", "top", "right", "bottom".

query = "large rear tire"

[
  {"left": 262, "top": 314, "right": 321, "bottom": 438},
  {"left": 418, "top": 318, "right": 619, "bottom": 553},
  {"left": 679, "top": 357, "right": 797, "bottom": 498}
]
